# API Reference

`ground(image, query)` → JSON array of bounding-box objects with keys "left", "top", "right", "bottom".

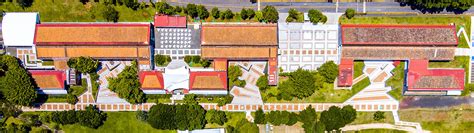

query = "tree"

[
  {"left": 136, "top": 111, "right": 148, "bottom": 122},
  {"left": 341, "top": 105, "right": 357, "bottom": 125},
  {"left": 174, "top": 6, "right": 183, "bottom": 13},
  {"left": 320, "top": 106, "right": 342, "bottom": 131},
  {"left": 286, "top": 8, "right": 299, "bottom": 22},
  {"left": 108, "top": 61, "right": 145, "bottom": 104},
  {"left": 317, "top": 61, "right": 339, "bottom": 83},
  {"left": 228, "top": 65, "right": 244, "bottom": 88},
  {"left": 184, "top": 55, "right": 193, "bottom": 63},
  {"left": 186, "top": 104, "right": 207, "bottom": 130},
  {"left": 262, "top": 6, "right": 278, "bottom": 23},
  {"left": 77, "top": 105, "right": 107, "bottom": 129},
  {"left": 223, "top": 9, "right": 234, "bottom": 20},
  {"left": 155, "top": 54, "right": 171, "bottom": 66},
  {"left": 67, "top": 56, "right": 99, "bottom": 73},
  {"left": 123, "top": 0, "right": 138, "bottom": 10},
  {"left": 103, "top": 5, "right": 119, "bottom": 22},
  {"left": 0, "top": 55, "right": 37, "bottom": 106},
  {"left": 17, "top": 0, "right": 33, "bottom": 8},
  {"left": 399, "top": 0, "right": 473, "bottom": 14},
  {"left": 197, "top": 5, "right": 209, "bottom": 19},
  {"left": 314, "top": 121, "right": 326, "bottom": 133},
  {"left": 373, "top": 111, "right": 385, "bottom": 121},
  {"left": 192, "top": 56, "right": 201, "bottom": 63},
  {"left": 148, "top": 104, "right": 177, "bottom": 130},
  {"left": 266, "top": 111, "right": 282, "bottom": 126},
  {"left": 345, "top": 8, "right": 355, "bottom": 19},
  {"left": 254, "top": 108, "right": 266, "bottom": 124},
  {"left": 256, "top": 75, "right": 269, "bottom": 91},
  {"left": 277, "top": 80, "right": 293, "bottom": 101},
  {"left": 289, "top": 68, "right": 316, "bottom": 99},
  {"left": 255, "top": 11, "right": 263, "bottom": 22},
  {"left": 246, "top": 8, "right": 255, "bottom": 19},
  {"left": 175, "top": 104, "right": 189, "bottom": 130},
  {"left": 240, "top": 8, "right": 248, "bottom": 20},
  {"left": 156, "top": 2, "right": 174, "bottom": 15},
  {"left": 287, "top": 112, "right": 298, "bottom": 126},
  {"left": 299, "top": 105, "right": 317, "bottom": 133},
  {"left": 308, "top": 9, "right": 325, "bottom": 24},
  {"left": 211, "top": 7, "right": 220, "bottom": 19},
  {"left": 186, "top": 3, "right": 198, "bottom": 18},
  {"left": 183, "top": 94, "right": 198, "bottom": 105},
  {"left": 320, "top": 15, "right": 327, "bottom": 24},
  {"left": 200, "top": 59, "right": 211, "bottom": 68},
  {"left": 235, "top": 119, "right": 259, "bottom": 133},
  {"left": 206, "top": 109, "right": 227, "bottom": 125}
]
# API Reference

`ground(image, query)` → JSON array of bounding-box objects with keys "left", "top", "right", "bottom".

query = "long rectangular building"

[{"left": 34, "top": 23, "right": 152, "bottom": 70}]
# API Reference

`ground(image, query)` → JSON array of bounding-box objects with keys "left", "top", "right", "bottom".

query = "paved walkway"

[
  {"left": 229, "top": 61, "right": 265, "bottom": 105},
  {"left": 21, "top": 102, "right": 398, "bottom": 112},
  {"left": 341, "top": 123, "right": 428, "bottom": 133},
  {"left": 96, "top": 61, "right": 130, "bottom": 104},
  {"left": 344, "top": 61, "right": 398, "bottom": 107}
]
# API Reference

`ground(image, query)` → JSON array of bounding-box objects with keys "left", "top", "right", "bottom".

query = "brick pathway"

[{"left": 21, "top": 102, "right": 398, "bottom": 112}]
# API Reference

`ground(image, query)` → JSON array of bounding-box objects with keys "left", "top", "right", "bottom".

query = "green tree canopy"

[
  {"left": 308, "top": 9, "right": 326, "bottom": 24},
  {"left": 254, "top": 108, "right": 266, "bottom": 124},
  {"left": 156, "top": 2, "right": 175, "bottom": 15},
  {"left": 211, "top": 7, "right": 220, "bottom": 19},
  {"left": 103, "top": 5, "right": 119, "bottom": 22},
  {"left": 235, "top": 119, "right": 259, "bottom": 133},
  {"left": 399, "top": 0, "right": 474, "bottom": 14},
  {"left": 286, "top": 8, "right": 299, "bottom": 22},
  {"left": 223, "top": 9, "right": 234, "bottom": 20},
  {"left": 299, "top": 105, "right": 317, "bottom": 133},
  {"left": 107, "top": 61, "right": 145, "bottom": 104},
  {"left": 256, "top": 75, "right": 269, "bottom": 91},
  {"left": 197, "top": 5, "right": 209, "bottom": 19},
  {"left": 373, "top": 111, "right": 385, "bottom": 121},
  {"left": 246, "top": 8, "right": 256, "bottom": 19},
  {"left": 186, "top": 3, "right": 198, "bottom": 18},
  {"left": 319, "top": 105, "right": 356, "bottom": 131},
  {"left": 206, "top": 109, "right": 227, "bottom": 125},
  {"left": 262, "top": 6, "right": 278, "bottom": 23},
  {"left": 289, "top": 68, "right": 316, "bottom": 99},
  {"left": 317, "top": 61, "right": 339, "bottom": 83},
  {"left": 241, "top": 8, "right": 248, "bottom": 20},
  {"left": 345, "top": 8, "right": 355, "bottom": 19},
  {"left": 77, "top": 105, "right": 107, "bottom": 129},
  {"left": 148, "top": 104, "right": 177, "bottom": 130},
  {"left": 67, "top": 56, "right": 99, "bottom": 74},
  {"left": 0, "top": 55, "right": 37, "bottom": 106},
  {"left": 155, "top": 54, "right": 171, "bottom": 66},
  {"left": 341, "top": 105, "right": 357, "bottom": 125}
]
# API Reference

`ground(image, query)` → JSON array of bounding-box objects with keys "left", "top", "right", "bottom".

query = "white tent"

[
  {"left": 163, "top": 60, "right": 190, "bottom": 92},
  {"left": 2, "top": 12, "right": 39, "bottom": 47}
]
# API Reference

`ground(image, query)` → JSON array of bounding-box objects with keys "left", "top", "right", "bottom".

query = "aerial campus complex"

[{"left": 1, "top": 0, "right": 474, "bottom": 132}]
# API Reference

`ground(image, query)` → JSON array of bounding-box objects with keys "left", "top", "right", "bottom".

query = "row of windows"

[
  {"left": 155, "top": 49, "right": 201, "bottom": 55},
  {"left": 279, "top": 43, "right": 338, "bottom": 49},
  {"left": 279, "top": 55, "right": 338, "bottom": 62},
  {"left": 279, "top": 30, "right": 338, "bottom": 41}
]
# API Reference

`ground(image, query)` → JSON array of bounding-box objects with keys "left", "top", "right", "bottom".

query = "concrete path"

[
  {"left": 229, "top": 61, "right": 265, "bottom": 105},
  {"left": 341, "top": 123, "right": 429, "bottom": 133},
  {"left": 21, "top": 102, "right": 398, "bottom": 112},
  {"left": 344, "top": 61, "right": 398, "bottom": 108},
  {"left": 96, "top": 61, "right": 130, "bottom": 104}
]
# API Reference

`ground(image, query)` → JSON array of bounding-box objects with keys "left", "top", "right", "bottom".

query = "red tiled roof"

[
  {"left": 29, "top": 70, "right": 66, "bottom": 89},
  {"left": 338, "top": 59, "right": 353, "bottom": 87},
  {"left": 35, "top": 23, "right": 151, "bottom": 46},
  {"left": 407, "top": 60, "right": 464, "bottom": 91},
  {"left": 139, "top": 71, "right": 164, "bottom": 90},
  {"left": 154, "top": 15, "right": 187, "bottom": 28},
  {"left": 189, "top": 71, "right": 227, "bottom": 90},
  {"left": 341, "top": 24, "right": 458, "bottom": 46}
]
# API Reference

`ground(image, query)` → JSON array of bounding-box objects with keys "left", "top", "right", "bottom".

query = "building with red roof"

[
  {"left": 338, "top": 59, "right": 353, "bottom": 87},
  {"left": 139, "top": 71, "right": 166, "bottom": 94},
  {"left": 189, "top": 71, "right": 228, "bottom": 95},
  {"left": 406, "top": 60, "right": 465, "bottom": 95},
  {"left": 30, "top": 70, "right": 67, "bottom": 94},
  {"left": 154, "top": 15, "right": 187, "bottom": 28}
]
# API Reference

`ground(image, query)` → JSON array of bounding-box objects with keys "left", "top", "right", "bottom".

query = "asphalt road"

[{"left": 168, "top": 1, "right": 474, "bottom": 14}]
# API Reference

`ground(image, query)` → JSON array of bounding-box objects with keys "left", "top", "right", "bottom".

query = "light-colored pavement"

[
  {"left": 96, "top": 61, "right": 131, "bottom": 104},
  {"left": 341, "top": 123, "right": 429, "bottom": 133},
  {"left": 22, "top": 102, "right": 398, "bottom": 112},
  {"left": 229, "top": 61, "right": 265, "bottom": 105},
  {"left": 344, "top": 61, "right": 398, "bottom": 108}
]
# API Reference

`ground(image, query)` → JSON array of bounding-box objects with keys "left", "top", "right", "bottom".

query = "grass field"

[
  {"left": 340, "top": 15, "right": 471, "bottom": 48},
  {"left": 263, "top": 83, "right": 355, "bottom": 103},
  {"left": 387, "top": 62, "right": 405, "bottom": 101},
  {"left": 345, "top": 129, "right": 407, "bottom": 133},
  {"left": 353, "top": 61, "right": 365, "bottom": 79},
  {"left": 62, "top": 112, "right": 176, "bottom": 133},
  {"left": 350, "top": 112, "right": 394, "bottom": 125},
  {"left": 399, "top": 107, "right": 474, "bottom": 133}
]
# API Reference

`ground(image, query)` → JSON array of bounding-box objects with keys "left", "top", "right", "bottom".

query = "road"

[{"left": 167, "top": 1, "right": 474, "bottom": 14}]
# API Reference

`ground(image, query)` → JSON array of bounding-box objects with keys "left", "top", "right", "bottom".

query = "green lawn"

[
  {"left": 399, "top": 108, "right": 474, "bottom": 133},
  {"left": 35, "top": 94, "right": 68, "bottom": 103},
  {"left": 350, "top": 112, "right": 394, "bottom": 125},
  {"left": 387, "top": 62, "right": 405, "bottom": 101},
  {"left": 351, "top": 77, "right": 370, "bottom": 95},
  {"left": 41, "top": 60, "right": 54, "bottom": 66},
  {"left": 205, "top": 112, "right": 246, "bottom": 129},
  {"left": 340, "top": 15, "right": 471, "bottom": 48},
  {"left": 353, "top": 61, "right": 365, "bottom": 79},
  {"left": 62, "top": 112, "right": 176, "bottom": 133},
  {"left": 345, "top": 129, "right": 407, "bottom": 133},
  {"left": 263, "top": 82, "right": 360, "bottom": 103}
]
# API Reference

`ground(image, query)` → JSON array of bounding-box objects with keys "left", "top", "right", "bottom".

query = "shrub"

[
  {"left": 373, "top": 111, "right": 385, "bottom": 121},
  {"left": 197, "top": 5, "right": 209, "bottom": 19},
  {"left": 256, "top": 75, "right": 269, "bottom": 91},
  {"left": 77, "top": 105, "right": 107, "bottom": 129},
  {"left": 345, "top": 8, "right": 355, "bottom": 19},
  {"left": 254, "top": 108, "right": 266, "bottom": 124},
  {"left": 67, "top": 56, "right": 99, "bottom": 74},
  {"left": 103, "top": 5, "right": 119, "bottom": 22},
  {"left": 262, "top": 6, "right": 278, "bottom": 23},
  {"left": 223, "top": 9, "right": 234, "bottom": 20},
  {"left": 217, "top": 95, "right": 233, "bottom": 106},
  {"left": 136, "top": 111, "right": 148, "bottom": 122},
  {"left": 317, "top": 61, "right": 338, "bottom": 83},
  {"left": 155, "top": 54, "right": 171, "bottom": 66},
  {"left": 241, "top": 8, "right": 248, "bottom": 20},
  {"left": 287, "top": 112, "right": 298, "bottom": 126},
  {"left": 186, "top": 3, "right": 198, "bottom": 18},
  {"left": 66, "top": 94, "right": 78, "bottom": 104},
  {"left": 200, "top": 59, "right": 211, "bottom": 68},
  {"left": 247, "top": 9, "right": 255, "bottom": 19},
  {"left": 183, "top": 94, "right": 198, "bottom": 105},
  {"left": 205, "top": 109, "right": 227, "bottom": 125},
  {"left": 308, "top": 9, "right": 325, "bottom": 24}
]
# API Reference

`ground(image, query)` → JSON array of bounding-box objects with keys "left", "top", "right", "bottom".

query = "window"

[
  {"left": 315, "top": 43, "right": 325, "bottom": 49},
  {"left": 328, "top": 30, "right": 337, "bottom": 40},
  {"left": 302, "top": 43, "right": 312, "bottom": 49},
  {"left": 290, "top": 43, "right": 300, "bottom": 49},
  {"left": 315, "top": 30, "right": 325, "bottom": 40},
  {"left": 279, "top": 43, "right": 288, "bottom": 49},
  {"left": 303, "top": 31, "right": 312, "bottom": 40},
  {"left": 302, "top": 56, "right": 312, "bottom": 62},
  {"left": 279, "top": 31, "right": 288, "bottom": 41}
]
